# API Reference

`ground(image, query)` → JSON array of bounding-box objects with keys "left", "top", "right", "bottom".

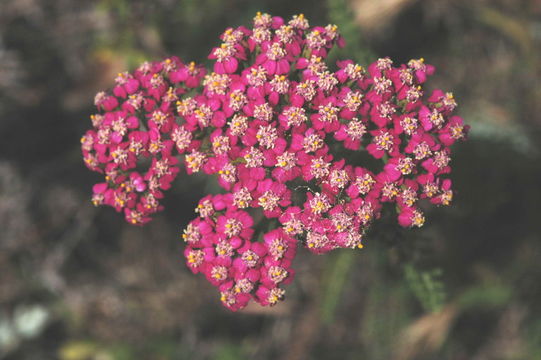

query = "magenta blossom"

[{"left": 82, "top": 12, "right": 468, "bottom": 311}]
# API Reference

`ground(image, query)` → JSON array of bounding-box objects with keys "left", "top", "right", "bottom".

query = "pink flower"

[
  {"left": 408, "top": 58, "right": 435, "bottom": 84},
  {"left": 334, "top": 117, "right": 367, "bottom": 150},
  {"left": 169, "top": 61, "right": 206, "bottom": 87},
  {"left": 367, "top": 128, "right": 400, "bottom": 159},
  {"left": 216, "top": 210, "right": 254, "bottom": 241},
  {"left": 264, "top": 228, "right": 297, "bottom": 261},
  {"left": 439, "top": 116, "right": 469, "bottom": 146},
  {"left": 256, "top": 179, "right": 291, "bottom": 218},
  {"left": 310, "top": 100, "right": 341, "bottom": 133},
  {"left": 255, "top": 285, "right": 285, "bottom": 306},
  {"left": 256, "top": 42, "right": 291, "bottom": 75},
  {"left": 82, "top": 12, "right": 468, "bottom": 312},
  {"left": 345, "top": 167, "right": 376, "bottom": 199},
  {"left": 398, "top": 206, "right": 425, "bottom": 228}
]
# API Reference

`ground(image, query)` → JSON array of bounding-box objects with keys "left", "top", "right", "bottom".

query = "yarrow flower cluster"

[{"left": 82, "top": 13, "right": 468, "bottom": 311}]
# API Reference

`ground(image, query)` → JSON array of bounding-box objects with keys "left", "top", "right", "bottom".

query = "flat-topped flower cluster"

[{"left": 81, "top": 12, "right": 468, "bottom": 311}]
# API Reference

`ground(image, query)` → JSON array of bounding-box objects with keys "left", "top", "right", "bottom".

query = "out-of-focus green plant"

[
  {"left": 404, "top": 264, "right": 446, "bottom": 313},
  {"left": 320, "top": 250, "right": 356, "bottom": 324},
  {"left": 214, "top": 343, "right": 247, "bottom": 360}
]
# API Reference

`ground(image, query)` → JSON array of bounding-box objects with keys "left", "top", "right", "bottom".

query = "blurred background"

[{"left": 1, "top": 0, "right": 540, "bottom": 359}]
